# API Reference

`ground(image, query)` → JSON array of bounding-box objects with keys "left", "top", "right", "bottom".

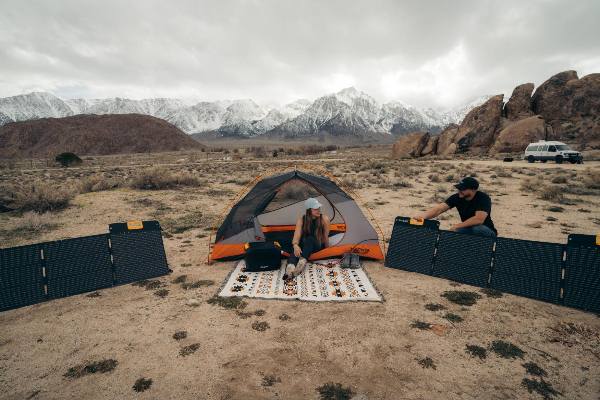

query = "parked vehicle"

[{"left": 523, "top": 141, "right": 583, "bottom": 164}]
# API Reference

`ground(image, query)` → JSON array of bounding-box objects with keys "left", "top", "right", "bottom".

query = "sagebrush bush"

[
  {"left": 583, "top": 168, "right": 600, "bottom": 190},
  {"left": 130, "top": 167, "right": 201, "bottom": 190},
  {"left": 79, "top": 174, "right": 124, "bottom": 193},
  {"left": 538, "top": 185, "right": 565, "bottom": 203},
  {"left": 12, "top": 182, "right": 76, "bottom": 212},
  {"left": 8, "top": 211, "right": 58, "bottom": 236}
]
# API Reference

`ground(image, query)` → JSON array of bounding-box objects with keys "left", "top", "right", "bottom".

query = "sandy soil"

[{"left": 1, "top": 149, "right": 599, "bottom": 400}]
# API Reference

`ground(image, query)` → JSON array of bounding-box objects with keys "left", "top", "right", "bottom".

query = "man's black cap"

[{"left": 454, "top": 176, "right": 479, "bottom": 191}]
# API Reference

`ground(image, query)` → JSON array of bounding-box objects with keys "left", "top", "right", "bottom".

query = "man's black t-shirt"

[{"left": 445, "top": 191, "right": 497, "bottom": 234}]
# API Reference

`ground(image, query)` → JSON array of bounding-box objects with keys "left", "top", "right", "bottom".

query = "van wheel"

[
  {"left": 555, "top": 155, "right": 563, "bottom": 164},
  {"left": 527, "top": 156, "right": 535, "bottom": 163}
]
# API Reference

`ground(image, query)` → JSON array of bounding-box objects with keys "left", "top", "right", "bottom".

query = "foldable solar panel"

[
  {"left": 44, "top": 234, "right": 113, "bottom": 299},
  {"left": 432, "top": 231, "right": 494, "bottom": 287},
  {"left": 563, "top": 234, "right": 600, "bottom": 313},
  {"left": 491, "top": 237, "right": 563, "bottom": 303},
  {"left": 385, "top": 217, "right": 439, "bottom": 274},
  {"left": 0, "top": 244, "right": 45, "bottom": 311},
  {"left": 110, "top": 220, "right": 170, "bottom": 285}
]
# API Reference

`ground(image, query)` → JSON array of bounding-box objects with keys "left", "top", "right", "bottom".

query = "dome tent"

[{"left": 209, "top": 170, "right": 384, "bottom": 262}]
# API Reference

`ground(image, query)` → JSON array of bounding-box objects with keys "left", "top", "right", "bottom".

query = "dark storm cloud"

[{"left": 0, "top": 0, "right": 598, "bottom": 108}]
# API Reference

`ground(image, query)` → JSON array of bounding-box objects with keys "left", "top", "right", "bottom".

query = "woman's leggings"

[{"left": 288, "top": 235, "right": 323, "bottom": 265}]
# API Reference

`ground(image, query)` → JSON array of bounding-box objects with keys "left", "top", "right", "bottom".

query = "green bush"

[{"left": 55, "top": 152, "right": 82, "bottom": 167}]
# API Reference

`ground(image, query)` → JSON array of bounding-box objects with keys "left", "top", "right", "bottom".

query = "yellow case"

[
  {"left": 409, "top": 218, "right": 424, "bottom": 226},
  {"left": 127, "top": 220, "right": 144, "bottom": 230}
]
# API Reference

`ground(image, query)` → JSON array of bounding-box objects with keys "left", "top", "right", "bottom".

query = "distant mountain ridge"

[{"left": 0, "top": 89, "right": 490, "bottom": 140}]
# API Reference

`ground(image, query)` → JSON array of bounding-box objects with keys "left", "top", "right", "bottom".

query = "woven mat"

[{"left": 218, "top": 259, "right": 382, "bottom": 302}]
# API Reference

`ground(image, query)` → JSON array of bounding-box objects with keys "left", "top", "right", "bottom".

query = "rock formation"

[
  {"left": 391, "top": 132, "right": 430, "bottom": 158},
  {"left": 504, "top": 83, "right": 534, "bottom": 120},
  {"left": 391, "top": 70, "right": 600, "bottom": 158}
]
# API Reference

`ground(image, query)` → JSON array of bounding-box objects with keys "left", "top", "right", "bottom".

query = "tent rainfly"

[{"left": 210, "top": 170, "right": 384, "bottom": 261}]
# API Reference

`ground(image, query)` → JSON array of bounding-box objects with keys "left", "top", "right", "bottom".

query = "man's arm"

[
  {"left": 451, "top": 211, "right": 488, "bottom": 230},
  {"left": 415, "top": 203, "right": 450, "bottom": 220}
]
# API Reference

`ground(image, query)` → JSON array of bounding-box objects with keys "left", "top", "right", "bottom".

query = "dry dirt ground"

[{"left": 1, "top": 147, "right": 599, "bottom": 400}]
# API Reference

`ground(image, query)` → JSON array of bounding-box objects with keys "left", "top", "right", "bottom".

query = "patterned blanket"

[{"left": 218, "top": 259, "right": 382, "bottom": 302}]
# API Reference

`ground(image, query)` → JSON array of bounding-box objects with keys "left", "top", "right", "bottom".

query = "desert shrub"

[
  {"left": 55, "top": 152, "right": 82, "bottom": 167},
  {"left": 132, "top": 377, "right": 153, "bottom": 392},
  {"left": 248, "top": 146, "right": 267, "bottom": 157},
  {"left": 551, "top": 175, "right": 567, "bottom": 184},
  {"left": 65, "top": 359, "right": 118, "bottom": 378},
  {"left": 12, "top": 182, "right": 76, "bottom": 212},
  {"left": 316, "top": 383, "right": 354, "bottom": 400},
  {"left": 538, "top": 185, "right": 565, "bottom": 203},
  {"left": 79, "top": 174, "right": 124, "bottom": 193},
  {"left": 130, "top": 167, "right": 201, "bottom": 190},
  {"left": 582, "top": 168, "right": 600, "bottom": 190}
]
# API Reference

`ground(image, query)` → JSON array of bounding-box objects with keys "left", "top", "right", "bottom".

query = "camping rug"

[{"left": 219, "top": 259, "right": 382, "bottom": 302}]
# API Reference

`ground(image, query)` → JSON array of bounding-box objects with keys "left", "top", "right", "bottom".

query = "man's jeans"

[{"left": 455, "top": 225, "right": 497, "bottom": 237}]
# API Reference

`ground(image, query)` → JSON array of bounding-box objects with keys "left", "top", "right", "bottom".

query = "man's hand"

[{"left": 293, "top": 244, "right": 301, "bottom": 257}]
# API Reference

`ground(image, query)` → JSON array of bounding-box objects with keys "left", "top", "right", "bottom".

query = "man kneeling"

[{"left": 415, "top": 177, "right": 497, "bottom": 237}]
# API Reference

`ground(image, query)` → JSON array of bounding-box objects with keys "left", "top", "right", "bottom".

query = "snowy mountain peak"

[{"left": 0, "top": 90, "right": 490, "bottom": 138}]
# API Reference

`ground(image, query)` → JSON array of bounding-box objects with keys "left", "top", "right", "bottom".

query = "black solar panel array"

[
  {"left": 44, "top": 234, "right": 113, "bottom": 299},
  {"left": 491, "top": 237, "right": 563, "bottom": 304},
  {"left": 109, "top": 221, "right": 170, "bottom": 285},
  {"left": 385, "top": 217, "right": 439, "bottom": 274},
  {"left": 385, "top": 216, "right": 600, "bottom": 314},
  {"left": 432, "top": 231, "right": 494, "bottom": 287},
  {"left": 0, "top": 220, "right": 170, "bottom": 312},
  {"left": 563, "top": 234, "right": 600, "bottom": 313},
  {"left": 0, "top": 244, "right": 45, "bottom": 312}
]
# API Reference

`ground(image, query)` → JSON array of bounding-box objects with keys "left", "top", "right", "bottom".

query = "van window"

[
  {"left": 556, "top": 144, "right": 570, "bottom": 151},
  {"left": 531, "top": 146, "right": 539, "bottom": 151},
  {"left": 548, "top": 145, "right": 557, "bottom": 152},
  {"left": 541, "top": 145, "right": 548, "bottom": 152}
]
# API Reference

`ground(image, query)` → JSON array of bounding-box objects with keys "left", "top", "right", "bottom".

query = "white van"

[{"left": 523, "top": 141, "right": 583, "bottom": 164}]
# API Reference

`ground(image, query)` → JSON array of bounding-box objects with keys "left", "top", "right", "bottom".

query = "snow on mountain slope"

[
  {"left": 0, "top": 92, "right": 73, "bottom": 122},
  {"left": 0, "top": 90, "right": 491, "bottom": 138}
]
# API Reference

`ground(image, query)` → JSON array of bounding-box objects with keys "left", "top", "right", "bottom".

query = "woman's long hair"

[{"left": 302, "top": 209, "right": 326, "bottom": 245}]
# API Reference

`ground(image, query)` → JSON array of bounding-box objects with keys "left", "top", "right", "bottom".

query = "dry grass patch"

[
  {"left": 64, "top": 359, "right": 118, "bottom": 379},
  {"left": 132, "top": 377, "right": 153, "bottom": 392},
  {"left": 316, "top": 382, "right": 354, "bottom": 400},
  {"left": 130, "top": 167, "right": 202, "bottom": 190},
  {"left": 8, "top": 181, "right": 77, "bottom": 213},
  {"left": 179, "top": 343, "right": 200, "bottom": 356}
]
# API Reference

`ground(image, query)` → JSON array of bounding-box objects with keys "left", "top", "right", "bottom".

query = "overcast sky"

[{"left": 1, "top": 0, "right": 599, "bottom": 109}]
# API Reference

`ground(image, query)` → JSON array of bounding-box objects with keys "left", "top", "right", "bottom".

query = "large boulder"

[
  {"left": 504, "top": 83, "right": 534, "bottom": 120},
  {"left": 531, "top": 71, "right": 600, "bottom": 149},
  {"left": 490, "top": 116, "right": 546, "bottom": 153},
  {"left": 436, "top": 124, "right": 459, "bottom": 155},
  {"left": 453, "top": 94, "right": 504, "bottom": 154},
  {"left": 421, "top": 135, "right": 439, "bottom": 156},
  {"left": 391, "top": 132, "right": 430, "bottom": 158},
  {"left": 531, "top": 70, "right": 579, "bottom": 120}
]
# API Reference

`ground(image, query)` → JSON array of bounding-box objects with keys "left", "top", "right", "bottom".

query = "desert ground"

[{"left": 1, "top": 145, "right": 599, "bottom": 400}]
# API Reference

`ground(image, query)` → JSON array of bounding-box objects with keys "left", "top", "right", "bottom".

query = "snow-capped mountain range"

[{"left": 0, "top": 89, "right": 490, "bottom": 139}]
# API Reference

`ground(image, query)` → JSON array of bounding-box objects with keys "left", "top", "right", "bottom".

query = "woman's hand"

[{"left": 293, "top": 244, "right": 301, "bottom": 257}]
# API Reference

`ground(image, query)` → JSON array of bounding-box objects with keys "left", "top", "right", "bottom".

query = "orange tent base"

[{"left": 210, "top": 242, "right": 384, "bottom": 262}]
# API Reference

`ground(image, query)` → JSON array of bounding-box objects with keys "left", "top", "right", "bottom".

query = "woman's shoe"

[
  {"left": 284, "top": 263, "right": 295, "bottom": 280},
  {"left": 293, "top": 258, "right": 307, "bottom": 276}
]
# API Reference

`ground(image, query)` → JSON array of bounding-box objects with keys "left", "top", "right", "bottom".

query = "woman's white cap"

[{"left": 304, "top": 197, "right": 322, "bottom": 210}]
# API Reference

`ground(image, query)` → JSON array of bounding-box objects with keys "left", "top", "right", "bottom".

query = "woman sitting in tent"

[{"left": 285, "top": 197, "right": 331, "bottom": 279}]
